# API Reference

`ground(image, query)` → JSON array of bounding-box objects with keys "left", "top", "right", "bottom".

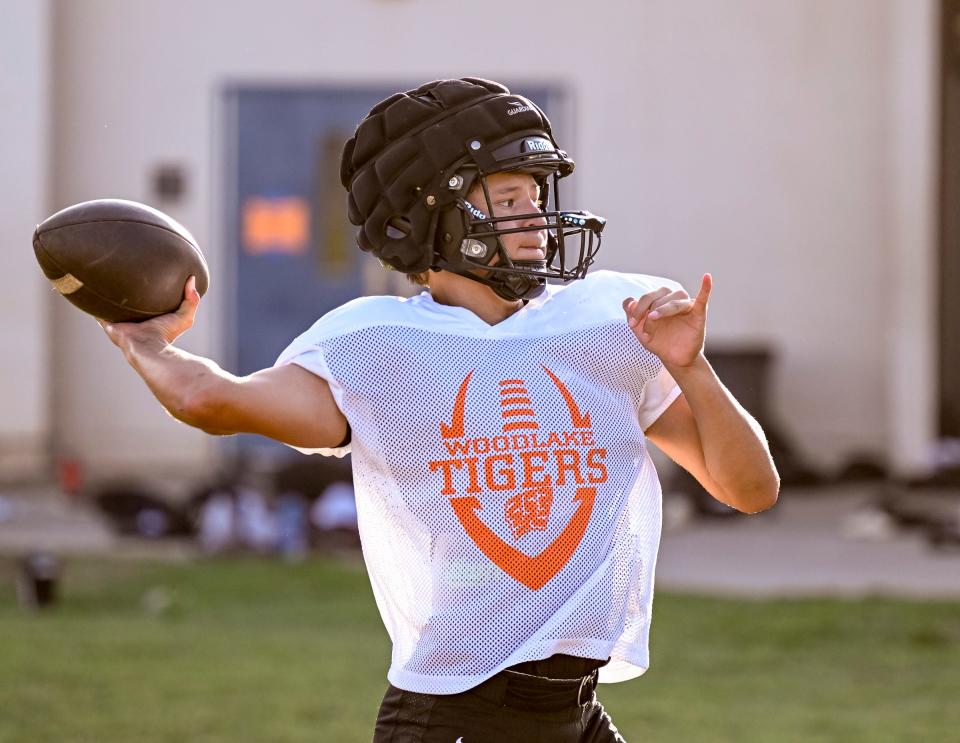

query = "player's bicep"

[
  {"left": 644, "top": 393, "right": 726, "bottom": 502},
  {"left": 205, "top": 363, "right": 348, "bottom": 449}
]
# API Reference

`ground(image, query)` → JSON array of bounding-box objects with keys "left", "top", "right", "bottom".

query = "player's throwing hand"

[
  {"left": 99, "top": 276, "right": 201, "bottom": 351},
  {"left": 622, "top": 273, "right": 712, "bottom": 369}
]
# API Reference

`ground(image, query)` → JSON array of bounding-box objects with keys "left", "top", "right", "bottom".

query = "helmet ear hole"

[{"left": 386, "top": 216, "right": 412, "bottom": 240}]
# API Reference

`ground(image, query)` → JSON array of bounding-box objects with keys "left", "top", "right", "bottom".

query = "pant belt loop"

[{"left": 577, "top": 669, "right": 598, "bottom": 706}]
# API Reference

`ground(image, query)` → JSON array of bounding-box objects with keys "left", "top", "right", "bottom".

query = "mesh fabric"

[{"left": 276, "top": 270, "right": 682, "bottom": 693}]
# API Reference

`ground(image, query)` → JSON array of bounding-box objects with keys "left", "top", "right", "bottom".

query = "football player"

[{"left": 100, "top": 78, "right": 779, "bottom": 742}]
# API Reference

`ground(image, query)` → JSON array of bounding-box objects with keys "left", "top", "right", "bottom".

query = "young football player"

[{"left": 100, "top": 78, "right": 779, "bottom": 742}]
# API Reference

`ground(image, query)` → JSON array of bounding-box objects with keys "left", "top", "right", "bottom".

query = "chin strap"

[
  {"left": 431, "top": 256, "right": 547, "bottom": 301},
  {"left": 487, "top": 261, "right": 547, "bottom": 301}
]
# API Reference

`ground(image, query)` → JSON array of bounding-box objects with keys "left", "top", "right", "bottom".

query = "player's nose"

[
  {"left": 520, "top": 200, "right": 548, "bottom": 238},
  {"left": 522, "top": 197, "right": 546, "bottom": 221}
]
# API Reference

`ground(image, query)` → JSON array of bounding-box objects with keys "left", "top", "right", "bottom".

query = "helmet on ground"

[{"left": 339, "top": 78, "right": 605, "bottom": 301}]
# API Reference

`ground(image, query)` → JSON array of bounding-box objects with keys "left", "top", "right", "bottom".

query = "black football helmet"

[{"left": 340, "top": 78, "right": 604, "bottom": 301}]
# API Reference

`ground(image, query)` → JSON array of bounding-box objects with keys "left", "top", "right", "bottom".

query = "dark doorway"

[{"left": 940, "top": 1, "right": 960, "bottom": 435}]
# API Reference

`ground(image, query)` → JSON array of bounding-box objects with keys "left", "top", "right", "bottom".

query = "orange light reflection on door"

[{"left": 242, "top": 196, "right": 309, "bottom": 255}]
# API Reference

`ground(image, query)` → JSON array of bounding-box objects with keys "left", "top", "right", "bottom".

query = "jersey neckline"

[{"left": 410, "top": 283, "right": 561, "bottom": 329}]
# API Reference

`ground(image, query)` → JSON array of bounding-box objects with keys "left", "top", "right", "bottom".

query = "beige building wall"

[
  {"left": 885, "top": 0, "right": 939, "bottom": 476},
  {"left": 0, "top": 0, "right": 52, "bottom": 480},
  {"left": 6, "top": 0, "right": 937, "bottom": 479}
]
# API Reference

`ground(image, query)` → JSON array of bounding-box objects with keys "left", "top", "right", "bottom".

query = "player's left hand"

[{"left": 622, "top": 274, "right": 712, "bottom": 369}]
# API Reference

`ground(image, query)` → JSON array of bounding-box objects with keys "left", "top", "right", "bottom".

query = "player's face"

[{"left": 466, "top": 172, "right": 548, "bottom": 262}]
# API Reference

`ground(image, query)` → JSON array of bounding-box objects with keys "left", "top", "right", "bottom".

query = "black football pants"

[{"left": 372, "top": 664, "right": 627, "bottom": 743}]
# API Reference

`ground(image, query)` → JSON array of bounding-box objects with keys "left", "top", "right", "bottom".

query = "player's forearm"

[
  {"left": 121, "top": 335, "right": 236, "bottom": 432},
  {"left": 666, "top": 354, "right": 780, "bottom": 513}
]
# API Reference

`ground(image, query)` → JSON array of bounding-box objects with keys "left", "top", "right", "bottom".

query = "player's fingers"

[
  {"left": 169, "top": 277, "right": 198, "bottom": 325},
  {"left": 624, "top": 287, "right": 671, "bottom": 327},
  {"left": 174, "top": 301, "right": 195, "bottom": 322},
  {"left": 183, "top": 275, "right": 200, "bottom": 304},
  {"left": 95, "top": 317, "right": 125, "bottom": 347},
  {"left": 650, "top": 290, "right": 689, "bottom": 312},
  {"left": 174, "top": 276, "right": 200, "bottom": 320},
  {"left": 647, "top": 298, "right": 694, "bottom": 320},
  {"left": 186, "top": 275, "right": 202, "bottom": 302},
  {"left": 694, "top": 273, "right": 712, "bottom": 310}
]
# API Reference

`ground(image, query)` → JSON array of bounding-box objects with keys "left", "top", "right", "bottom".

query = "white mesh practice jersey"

[{"left": 275, "top": 269, "right": 682, "bottom": 694}]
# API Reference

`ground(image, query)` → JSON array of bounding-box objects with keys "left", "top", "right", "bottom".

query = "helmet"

[{"left": 339, "top": 78, "right": 605, "bottom": 301}]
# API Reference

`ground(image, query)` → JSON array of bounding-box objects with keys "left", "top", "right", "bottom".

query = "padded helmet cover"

[{"left": 340, "top": 78, "right": 571, "bottom": 273}]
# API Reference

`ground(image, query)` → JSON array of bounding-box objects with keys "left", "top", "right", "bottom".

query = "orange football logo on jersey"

[{"left": 428, "top": 367, "right": 608, "bottom": 590}]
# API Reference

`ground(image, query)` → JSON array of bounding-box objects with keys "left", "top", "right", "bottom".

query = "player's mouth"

[{"left": 512, "top": 244, "right": 546, "bottom": 261}]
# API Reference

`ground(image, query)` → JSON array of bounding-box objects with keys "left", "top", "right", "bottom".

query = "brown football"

[{"left": 33, "top": 199, "right": 209, "bottom": 322}]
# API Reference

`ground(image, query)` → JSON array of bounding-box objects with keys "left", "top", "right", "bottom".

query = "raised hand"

[{"left": 622, "top": 274, "right": 712, "bottom": 370}]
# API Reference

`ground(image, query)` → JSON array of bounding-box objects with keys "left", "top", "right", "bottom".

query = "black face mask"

[{"left": 434, "top": 170, "right": 606, "bottom": 302}]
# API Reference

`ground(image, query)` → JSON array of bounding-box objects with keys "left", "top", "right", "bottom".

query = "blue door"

[{"left": 225, "top": 84, "right": 563, "bottom": 458}]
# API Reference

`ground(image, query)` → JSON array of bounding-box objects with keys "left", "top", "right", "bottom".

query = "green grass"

[{"left": 0, "top": 556, "right": 957, "bottom": 743}]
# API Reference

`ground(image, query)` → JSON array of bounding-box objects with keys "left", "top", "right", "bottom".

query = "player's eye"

[{"left": 496, "top": 199, "right": 515, "bottom": 209}]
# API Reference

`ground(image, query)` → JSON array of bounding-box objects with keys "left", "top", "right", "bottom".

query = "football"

[{"left": 32, "top": 199, "right": 209, "bottom": 323}]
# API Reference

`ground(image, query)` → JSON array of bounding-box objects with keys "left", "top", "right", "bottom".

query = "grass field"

[{"left": 0, "top": 555, "right": 957, "bottom": 743}]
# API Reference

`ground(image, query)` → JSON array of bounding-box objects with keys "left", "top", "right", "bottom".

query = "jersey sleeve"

[
  {"left": 605, "top": 271, "right": 684, "bottom": 431},
  {"left": 274, "top": 331, "right": 351, "bottom": 458},
  {"left": 635, "top": 363, "right": 681, "bottom": 431}
]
